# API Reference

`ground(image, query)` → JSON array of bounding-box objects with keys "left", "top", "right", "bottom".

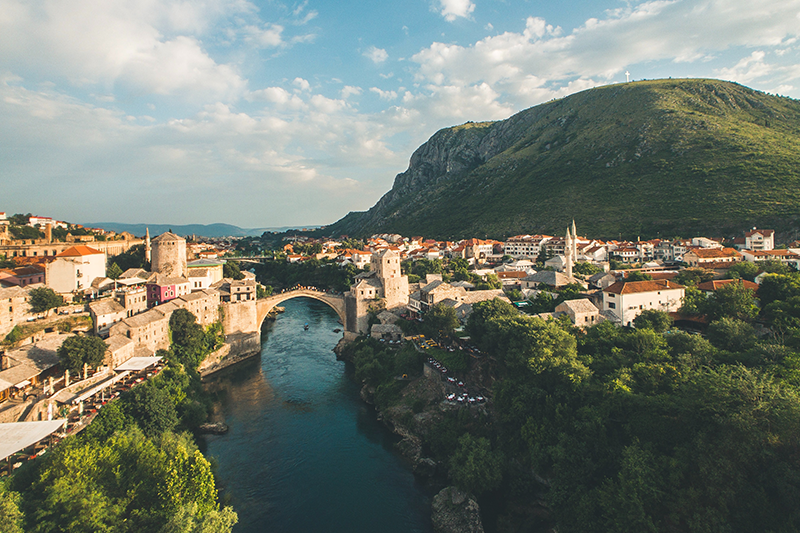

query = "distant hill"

[
  {"left": 323, "top": 79, "right": 800, "bottom": 241},
  {"left": 86, "top": 222, "right": 320, "bottom": 238}
]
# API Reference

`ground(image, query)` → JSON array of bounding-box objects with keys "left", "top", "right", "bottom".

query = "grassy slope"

[{"left": 328, "top": 79, "right": 800, "bottom": 240}]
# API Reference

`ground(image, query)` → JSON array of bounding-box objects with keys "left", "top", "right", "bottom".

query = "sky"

[{"left": 1, "top": 0, "right": 800, "bottom": 228}]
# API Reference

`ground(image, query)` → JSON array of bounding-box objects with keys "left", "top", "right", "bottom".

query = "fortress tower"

[
  {"left": 150, "top": 231, "right": 187, "bottom": 277},
  {"left": 372, "top": 248, "right": 408, "bottom": 309}
]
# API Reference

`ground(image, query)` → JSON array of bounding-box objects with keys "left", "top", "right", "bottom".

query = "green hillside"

[{"left": 326, "top": 79, "right": 800, "bottom": 240}]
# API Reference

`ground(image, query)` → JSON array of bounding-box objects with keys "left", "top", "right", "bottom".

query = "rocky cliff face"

[{"left": 325, "top": 78, "right": 800, "bottom": 240}]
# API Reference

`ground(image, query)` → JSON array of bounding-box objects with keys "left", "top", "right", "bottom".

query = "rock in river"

[{"left": 431, "top": 486, "right": 484, "bottom": 533}]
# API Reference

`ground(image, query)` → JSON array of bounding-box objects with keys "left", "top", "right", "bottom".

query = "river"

[{"left": 203, "top": 298, "right": 434, "bottom": 533}]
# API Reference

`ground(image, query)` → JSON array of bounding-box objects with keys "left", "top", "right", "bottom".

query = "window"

[{"left": 608, "top": 302, "right": 616, "bottom": 309}]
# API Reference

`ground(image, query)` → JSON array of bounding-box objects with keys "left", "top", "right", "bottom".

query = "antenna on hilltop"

[{"left": 625, "top": 71, "right": 631, "bottom": 83}]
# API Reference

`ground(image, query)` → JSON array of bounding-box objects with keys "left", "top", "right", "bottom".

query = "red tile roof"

[
  {"left": 605, "top": 279, "right": 685, "bottom": 295},
  {"left": 686, "top": 247, "right": 740, "bottom": 259},
  {"left": 56, "top": 245, "right": 103, "bottom": 257},
  {"left": 697, "top": 279, "right": 759, "bottom": 291}
]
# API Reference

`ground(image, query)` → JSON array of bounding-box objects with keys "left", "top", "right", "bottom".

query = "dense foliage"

[
  {"left": 7, "top": 313, "right": 234, "bottom": 532},
  {"left": 254, "top": 258, "right": 361, "bottom": 292},
  {"left": 57, "top": 335, "right": 109, "bottom": 375},
  {"left": 28, "top": 287, "right": 63, "bottom": 313}
]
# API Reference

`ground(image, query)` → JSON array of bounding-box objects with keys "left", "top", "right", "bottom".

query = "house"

[
  {"left": 588, "top": 272, "right": 617, "bottom": 290},
  {"left": 0, "top": 286, "right": 29, "bottom": 338},
  {"left": 683, "top": 247, "right": 742, "bottom": 268},
  {"left": 109, "top": 308, "right": 171, "bottom": 354},
  {"left": 211, "top": 279, "right": 256, "bottom": 303},
  {"left": 696, "top": 279, "right": 759, "bottom": 296},
  {"left": 46, "top": 245, "right": 106, "bottom": 293},
  {"left": 146, "top": 274, "right": 191, "bottom": 307},
  {"left": 745, "top": 229, "right": 774, "bottom": 251},
  {"left": 88, "top": 299, "right": 127, "bottom": 337},
  {"left": 521, "top": 271, "right": 581, "bottom": 290},
  {"left": 554, "top": 299, "right": 605, "bottom": 328},
  {"left": 503, "top": 235, "right": 553, "bottom": 259},
  {"left": 602, "top": 280, "right": 685, "bottom": 326},
  {"left": 0, "top": 334, "right": 66, "bottom": 402},
  {"left": 739, "top": 249, "right": 800, "bottom": 269},
  {"left": 187, "top": 258, "right": 224, "bottom": 290}
]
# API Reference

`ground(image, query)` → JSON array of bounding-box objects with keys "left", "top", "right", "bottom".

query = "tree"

[
  {"left": 727, "top": 261, "right": 761, "bottom": 281},
  {"left": 675, "top": 267, "right": 714, "bottom": 286},
  {"left": 704, "top": 281, "right": 759, "bottom": 322},
  {"left": 57, "top": 335, "right": 108, "bottom": 374},
  {"left": 0, "top": 480, "right": 24, "bottom": 533},
  {"left": 256, "top": 284, "right": 273, "bottom": 299},
  {"left": 222, "top": 261, "right": 244, "bottom": 280},
  {"left": 449, "top": 434, "right": 503, "bottom": 495},
  {"left": 573, "top": 262, "right": 602, "bottom": 276},
  {"left": 112, "top": 244, "right": 148, "bottom": 271},
  {"left": 706, "top": 317, "right": 757, "bottom": 352},
  {"left": 0, "top": 254, "right": 15, "bottom": 269},
  {"left": 633, "top": 309, "right": 673, "bottom": 333},
  {"left": 28, "top": 287, "right": 63, "bottom": 313},
  {"left": 106, "top": 262, "right": 123, "bottom": 280},
  {"left": 425, "top": 303, "right": 459, "bottom": 338},
  {"left": 125, "top": 383, "right": 179, "bottom": 437},
  {"left": 625, "top": 271, "right": 653, "bottom": 282},
  {"left": 169, "top": 309, "right": 206, "bottom": 370}
]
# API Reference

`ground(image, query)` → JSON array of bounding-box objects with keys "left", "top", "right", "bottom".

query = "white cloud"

[
  {"left": 241, "top": 24, "right": 284, "bottom": 47},
  {"left": 411, "top": 1, "right": 800, "bottom": 108},
  {"left": 370, "top": 87, "right": 398, "bottom": 100},
  {"left": 341, "top": 85, "right": 363, "bottom": 99},
  {"left": 715, "top": 51, "right": 771, "bottom": 83},
  {"left": 364, "top": 46, "right": 389, "bottom": 64},
  {"left": 437, "top": 0, "right": 475, "bottom": 22},
  {"left": 293, "top": 77, "right": 311, "bottom": 91}
]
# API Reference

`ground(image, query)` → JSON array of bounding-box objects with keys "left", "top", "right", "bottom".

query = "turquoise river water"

[{"left": 203, "top": 298, "right": 435, "bottom": 533}]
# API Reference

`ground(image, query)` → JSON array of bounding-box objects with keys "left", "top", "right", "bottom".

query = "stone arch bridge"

[{"left": 256, "top": 289, "right": 346, "bottom": 332}]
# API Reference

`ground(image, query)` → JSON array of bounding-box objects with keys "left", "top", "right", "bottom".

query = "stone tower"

[
  {"left": 150, "top": 231, "right": 187, "bottom": 277},
  {"left": 372, "top": 248, "right": 409, "bottom": 309},
  {"left": 145, "top": 227, "right": 151, "bottom": 263}
]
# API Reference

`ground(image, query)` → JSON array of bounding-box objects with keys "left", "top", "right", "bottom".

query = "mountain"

[
  {"left": 325, "top": 79, "right": 800, "bottom": 241},
  {"left": 85, "top": 222, "right": 321, "bottom": 238}
]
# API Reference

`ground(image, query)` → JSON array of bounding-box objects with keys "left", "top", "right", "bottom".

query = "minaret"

[
  {"left": 145, "top": 228, "right": 151, "bottom": 263},
  {"left": 571, "top": 220, "right": 578, "bottom": 259},
  {"left": 565, "top": 226, "right": 573, "bottom": 279}
]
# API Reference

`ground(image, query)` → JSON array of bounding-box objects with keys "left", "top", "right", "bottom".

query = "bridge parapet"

[{"left": 256, "top": 289, "right": 346, "bottom": 331}]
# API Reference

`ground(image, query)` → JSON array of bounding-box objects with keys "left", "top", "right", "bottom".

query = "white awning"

[
  {"left": 0, "top": 419, "right": 67, "bottom": 461},
  {"left": 61, "top": 371, "right": 131, "bottom": 405},
  {"left": 115, "top": 356, "right": 162, "bottom": 372},
  {"left": 14, "top": 380, "right": 31, "bottom": 389}
]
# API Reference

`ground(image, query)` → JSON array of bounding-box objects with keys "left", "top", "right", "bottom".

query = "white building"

[
  {"left": 745, "top": 229, "right": 775, "bottom": 251},
  {"left": 46, "top": 245, "right": 106, "bottom": 293},
  {"left": 602, "top": 280, "right": 685, "bottom": 326}
]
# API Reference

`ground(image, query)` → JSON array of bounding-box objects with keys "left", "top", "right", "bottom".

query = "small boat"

[
  {"left": 333, "top": 328, "right": 341, "bottom": 333},
  {"left": 304, "top": 323, "right": 309, "bottom": 330}
]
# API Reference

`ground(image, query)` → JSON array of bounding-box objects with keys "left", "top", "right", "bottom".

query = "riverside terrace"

[
  {"left": 0, "top": 357, "right": 164, "bottom": 476},
  {"left": 410, "top": 335, "right": 488, "bottom": 407}
]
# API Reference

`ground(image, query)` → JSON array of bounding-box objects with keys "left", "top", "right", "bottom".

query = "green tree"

[
  {"left": 759, "top": 273, "right": 800, "bottom": 307},
  {"left": 625, "top": 271, "right": 653, "bottom": 281},
  {"left": 706, "top": 317, "right": 757, "bottom": 352},
  {"left": 425, "top": 303, "right": 459, "bottom": 338},
  {"left": 169, "top": 309, "right": 206, "bottom": 370},
  {"left": 28, "top": 287, "right": 63, "bottom": 313},
  {"left": 727, "top": 261, "right": 761, "bottom": 281},
  {"left": 704, "top": 280, "right": 759, "bottom": 322},
  {"left": 0, "top": 480, "right": 24, "bottom": 533},
  {"left": 0, "top": 254, "right": 15, "bottom": 269},
  {"left": 222, "top": 261, "right": 244, "bottom": 280},
  {"left": 57, "top": 335, "right": 108, "bottom": 375},
  {"left": 573, "top": 261, "right": 602, "bottom": 276},
  {"left": 107, "top": 262, "right": 123, "bottom": 280},
  {"left": 125, "top": 383, "right": 179, "bottom": 438},
  {"left": 449, "top": 434, "right": 503, "bottom": 495},
  {"left": 675, "top": 267, "right": 714, "bottom": 286},
  {"left": 256, "top": 284, "right": 273, "bottom": 299},
  {"left": 160, "top": 503, "right": 238, "bottom": 533},
  {"left": 112, "top": 244, "right": 148, "bottom": 271},
  {"left": 633, "top": 309, "right": 673, "bottom": 332}
]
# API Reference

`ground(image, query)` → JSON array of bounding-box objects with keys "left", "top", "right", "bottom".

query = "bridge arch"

[{"left": 256, "top": 290, "right": 346, "bottom": 333}]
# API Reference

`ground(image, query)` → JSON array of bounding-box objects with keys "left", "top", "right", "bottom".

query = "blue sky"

[{"left": 1, "top": 0, "right": 799, "bottom": 228}]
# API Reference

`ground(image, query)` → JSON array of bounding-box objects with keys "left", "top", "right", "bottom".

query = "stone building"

[
  {"left": 46, "top": 245, "right": 106, "bottom": 294},
  {"left": 0, "top": 286, "right": 29, "bottom": 337},
  {"left": 150, "top": 232, "right": 187, "bottom": 277},
  {"left": 345, "top": 249, "right": 410, "bottom": 335}
]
